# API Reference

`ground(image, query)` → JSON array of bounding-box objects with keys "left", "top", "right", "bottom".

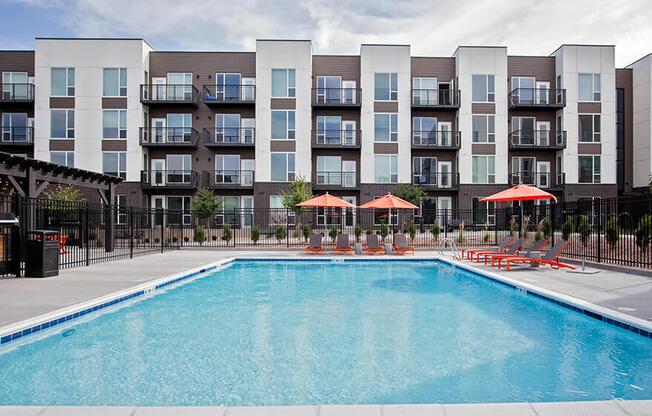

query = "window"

[
  {"left": 473, "top": 198, "right": 496, "bottom": 225},
  {"left": 215, "top": 73, "right": 241, "bottom": 100},
  {"left": 579, "top": 156, "right": 601, "bottom": 184},
  {"left": 316, "top": 76, "right": 342, "bottom": 103},
  {"left": 578, "top": 114, "right": 600, "bottom": 142},
  {"left": 271, "top": 69, "right": 295, "bottom": 97},
  {"left": 102, "top": 152, "right": 126, "bottom": 179},
  {"left": 556, "top": 155, "right": 564, "bottom": 185},
  {"left": 115, "top": 195, "right": 128, "bottom": 225},
  {"left": 167, "top": 114, "right": 193, "bottom": 143},
  {"left": 215, "top": 154, "right": 241, "bottom": 184},
  {"left": 167, "top": 196, "right": 191, "bottom": 226},
  {"left": 2, "top": 72, "right": 29, "bottom": 100},
  {"left": 103, "top": 68, "right": 127, "bottom": 97},
  {"left": 472, "top": 156, "right": 495, "bottom": 184},
  {"left": 166, "top": 154, "right": 192, "bottom": 184},
  {"left": 317, "top": 156, "right": 341, "bottom": 185},
  {"left": 374, "top": 73, "right": 398, "bottom": 101},
  {"left": 271, "top": 153, "right": 295, "bottom": 182},
  {"left": 413, "top": 157, "right": 437, "bottom": 185},
  {"left": 412, "top": 77, "right": 437, "bottom": 105},
  {"left": 50, "top": 151, "right": 74, "bottom": 167},
  {"left": 316, "top": 115, "right": 342, "bottom": 144},
  {"left": 270, "top": 195, "right": 295, "bottom": 225},
  {"left": 374, "top": 113, "right": 398, "bottom": 142},
  {"left": 1, "top": 113, "right": 28, "bottom": 142},
  {"left": 578, "top": 73, "right": 601, "bottom": 101},
  {"left": 51, "top": 109, "right": 74, "bottom": 138},
  {"left": 51, "top": 68, "right": 74, "bottom": 96},
  {"left": 271, "top": 110, "right": 295, "bottom": 139},
  {"left": 472, "top": 115, "right": 495, "bottom": 142},
  {"left": 215, "top": 114, "right": 241, "bottom": 143},
  {"left": 103, "top": 110, "right": 127, "bottom": 138},
  {"left": 472, "top": 74, "right": 494, "bottom": 102},
  {"left": 216, "top": 196, "right": 241, "bottom": 226},
  {"left": 374, "top": 154, "right": 398, "bottom": 183},
  {"left": 167, "top": 73, "right": 193, "bottom": 100},
  {"left": 412, "top": 117, "right": 437, "bottom": 143}
]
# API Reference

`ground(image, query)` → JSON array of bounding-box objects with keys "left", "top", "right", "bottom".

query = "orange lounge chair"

[
  {"left": 305, "top": 234, "right": 324, "bottom": 255},
  {"left": 499, "top": 240, "right": 575, "bottom": 271},
  {"left": 462, "top": 236, "right": 513, "bottom": 260},
  {"left": 393, "top": 233, "right": 414, "bottom": 255},
  {"left": 477, "top": 237, "right": 526, "bottom": 264},
  {"left": 491, "top": 238, "right": 548, "bottom": 267},
  {"left": 335, "top": 234, "right": 353, "bottom": 255},
  {"left": 366, "top": 234, "right": 384, "bottom": 255}
]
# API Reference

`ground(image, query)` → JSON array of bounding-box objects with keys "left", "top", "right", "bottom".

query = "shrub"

[
  {"left": 484, "top": 233, "right": 491, "bottom": 243},
  {"left": 221, "top": 224, "right": 232, "bottom": 243},
  {"left": 96, "top": 237, "right": 104, "bottom": 248},
  {"left": 561, "top": 218, "right": 574, "bottom": 241},
  {"left": 542, "top": 218, "right": 552, "bottom": 238},
  {"left": 172, "top": 236, "right": 178, "bottom": 243},
  {"left": 430, "top": 221, "right": 441, "bottom": 239},
  {"left": 275, "top": 226, "right": 286, "bottom": 242},
  {"left": 293, "top": 229, "right": 299, "bottom": 239},
  {"left": 154, "top": 237, "right": 160, "bottom": 244},
  {"left": 457, "top": 221, "right": 465, "bottom": 244},
  {"left": 534, "top": 230, "right": 543, "bottom": 242},
  {"left": 354, "top": 224, "right": 363, "bottom": 242},
  {"left": 379, "top": 220, "right": 389, "bottom": 241},
  {"left": 604, "top": 217, "right": 620, "bottom": 249},
  {"left": 636, "top": 214, "right": 652, "bottom": 248},
  {"left": 509, "top": 216, "right": 517, "bottom": 236},
  {"left": 303, "top": 224, "right": 311, "bottom": 242},
  {"left": 366, "top": 229, "right": 373, "bottom": 235},
  {"left": 194, "top": 225, "right": 207, "bottom": 246},
  {"left": 211, "top": 235, "right": 217, "bottom": 241},
  {"left": 183, "top": 236, "right": 189, "bottom": 243},
  {"left": 578, "top": 216, "right": 592, "bottom": 247},
  {"left": 144, "top": 238, "right": 150, "bottom": 244},
  {"left": 407, "top": 221, "right": 417, "bottom": 241},
  {"left": 251, "top": 225, "right": 260, "bottom": 245},
  {"left": 329, "top": 227, "right": 338, "bottom": 243},
  {"left": 522, "top": 215, "right": 531, "bottom": 238}
]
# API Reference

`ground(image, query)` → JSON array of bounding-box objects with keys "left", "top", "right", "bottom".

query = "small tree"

[
  {"left": 431, "top": 221, "right": 442, "bottom": 240},
  {"left": 275, "top": 225, "right": 286, "bottom": 243},
  {"left": 522, "top": 215, "right": 531, "bottom": 238},
  {"left": 483, "top": 220, "right": 491, "bottom": 243},
  {"left": 303, "top": 224, "right": 311, "bottom": 242},
  {"left": 392, "top": 184, "right": 426, "bottom": 206},
  {"left": 636, "top": 214, "right": 652, "bottom": 248},
  {"left": 329, "top": 227, "right": 338, "bottom": 243},
  {"left": 407, "top": 221, "right": 417, "bottom": 241},
  {"left": 578, "top": 216, "right": 592, "bottom": 247},
  {"left": 509, "top": 216, "right": 517, "bottom": 237},
  {"left": 542, "top": 218, "right": 552, "bottom": 239},
  {"left": 190, "top": 188, "right": 222, "bottom": 227},
  {"left": 194, "top": 225, "right": 207, "bottom": 246},
  {"left": 44, "top": 185, "right": 86, "bottom": 202},
  {"left": 457, "top": 221, "right": 465, "bottom": 244},
  {"left": 379, "top": 220, "right": 389, "bottom": 242},
  {"left": 561, "top": 217, "right": 574, "bottom": 241},
  {"left": 354, "top": 224, "right": 363, "bottom": 242},
  {"left": 221, "top": 223, "right": 232, "bottom": 244},
  {"left": 251, "top": 225, "right": 260, "bottom": 245},
  {"left": 604, "top": 217, "right": 620, "bottom": 249},
  {"left": 279, "top": 176, "right": 314, "bottom": 215},
  {"left": 43, "top": 185, "right": 87, "bottom": 223},
  {"left": 535, "top": 219, "right": 544, "bottom": 242}
]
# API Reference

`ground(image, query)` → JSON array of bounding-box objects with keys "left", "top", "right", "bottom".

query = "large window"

[
  {"left": 374, "top": 154, "right": 398, "bottom": 183},
  {"left": 413, "top": 157, "right": 437, "bottom": 185},
  {"left": 271, "top": 69, "right": 295, "bottom": 98},
  {"left": 316, "top": 115, "right": 342, "bottom": 144},
  {"left": 578, "top": 73, "right": 601, "bottom": 101},
  {"left": 271, "top": 110, "right": 295, "bottom": 140},
  {"left": 473, "top": 197, "right": 496, "bottom": 225},
  {"left": 578, "top": 114, "right": 600, "bottom": 142},
  {"left": 374, "top": 73, "right": 398, "bottom": 101},
  {"left": 167, "top": 113, "right": 193, "bottom": 143},
  {"left": 215, "top": 113, "right": 241, "bottom": 143},
  {"left": 2, "top": 72, "right": 29, "bottom": 100},
  {"left": 167, "top": 73, "right": 193, "bottom": 100},
  {"left": 166, "top": 154, "right": 192, "bottom": 184},
  {"left": 50, "top": 151, "right": 74, "bottom": 167},
  {"left": 472, "top": 156, "right": 495, "bottom": 184},
  {"left": 271, "top": 153, "right": 295, "bottom": 182},
  {"left": 412, "top": 77, "right": 437, "bottom": 105},
  {"left": 102, "top": 152, "right": 127, "bottom": 179},
  {"left": 472, "top": 74, "right": 494, "bottom": 102},
  {"left": 578, "top": 155, "right": 601, "bottom": 184},
  {"left": 374, "top": 113, "right": 398, "bottom": 142},
  {"left": 51, "top": 109, "right": 74, "bottom": 138},
  {"left": 103, "top": 68, "right": 127, "bottom": 97},
  {"left": 412, "top": 117, "right": 436, "bottom": 143},
  {"left": 316, "top": 156, "right": 341, "bottom": 185},
  {"left": 215, "top": 154, "right": 241, "bottom": 184},
  {"left": 167, "top": 196, "right": 191, "bottom": 226},
  {"left": 216, "top": 73, "right": 241, "bottom": 100},
  {"left": 51, "top": 67, "right": 74, "bottom": 96},
  {"left": 472, "top": 115, "right": 495, "bottom": 142},
  {"left": 103, "top": 110, "right": 127, "bottom": 138},
  {"left": 1, "top": 113, "right": 28, "bottom": 142}
]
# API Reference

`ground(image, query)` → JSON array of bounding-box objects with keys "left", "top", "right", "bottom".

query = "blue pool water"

[{"left": 0, "top": 260, "right": 650, "bottom": 406}]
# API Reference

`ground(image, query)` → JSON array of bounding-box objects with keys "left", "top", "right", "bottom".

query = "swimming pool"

[{"left": 0, "top": 259, "right": 650, "bottom": 406}]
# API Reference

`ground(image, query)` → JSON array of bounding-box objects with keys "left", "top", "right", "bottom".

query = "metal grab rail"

[{"left": 438, "top": 237, "right": 461, "bottom": 261}]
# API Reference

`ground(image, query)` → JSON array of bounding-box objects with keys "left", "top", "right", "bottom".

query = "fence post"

[
  {"left": 233, "top": 208, "right": 237, "bottom": 247},
  {"left": 597, "top": 201, "right": 602, "bottom": 263},
  {"left": 444, "top": 209, "right": 448, "bottom": 239},
  {"left": 494, "top": 210, "right": 498, "bottom": 245},
  {"left": 85, "top": 206, "right": 90, "bottom": 266},
  {"left": 286, "top": 208, "right": 289, "bottom": 248},
  {"left": 129, "top": 207, "right": 134, "bottom": 259},
  {"left": 551, "top": 203, "right": 556, "bottom": 246},
  {"left": 160, "top": 209, "right": 164, "bottom": 253}
]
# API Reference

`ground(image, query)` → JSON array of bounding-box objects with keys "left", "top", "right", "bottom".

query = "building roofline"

[
  {"left": 313, "top": 54, "right": 360, "bottom": 57},
  {"left": 411, "top": 55, "right": 454, "bottom": 59},
  {"left": 35, "top": 37, "right": 154, "bottom": 49},
  {"left": 507, "top": 54, "right": 553, "bottom": 59},
  {"left": 453, "top": 45, "right": 507, "bottom": 56},
  {"left": 0, "top": 49, "right": 34, "bottom": 53},
  {"left": 151, "top": 50, "right": 255, "bottom": 54},
  {"left": 626, "top": 53, "right": 652, "bottom": 68},
  {"left": 361, "top": 43, "right": 410, "bottom": 47},
  {"left": 549, "top": 43, "right": 615, "bottom": 55},
  {"left": 256, "top": 39, "right": 311, "bottom": 42}
]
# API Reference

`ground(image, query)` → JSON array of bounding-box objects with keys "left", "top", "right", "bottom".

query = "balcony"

[
  {"left": 140, "top": 84, "right": 200, "bottom": 106},
  {"left": 411, "top": 89, "right": 460, "bottom": 110},
  {"left": 203, "top": 85, "right": 255, "bottom": 106},
  {"left": 508, "top": 130, "right": 567, "bottom": 150},
  {"left": 509, "top": 171, "right": 565, "bottom": 189},
  {"left": 203, "top": 170, "right": 254, "bottom": 189},
  {"left": 202, "top": 127, "right": 255, "bottom": 147},
  {"left": 139, "top": 127, "right": 199, "bottom": 148},
  {"left": 508, "top": 88, "right": 566, "bottom": 109},
  {"left": 412, "top": 172, "right": 459, "bottom": 190},
  {"left": 412, "top": 130, "right": 460, "bottom": 150},
  {"left": 1, "top": 126, "right": 33, "bottom": 145},
  {"left": 311, "top": 88, "right": 361, "bottom": 108},
  {"left": 1, "top": 83, "right": 34, "bottom": 104},
  {"left": 140, "top": 170, "right": 199, "bottom": 190},
  {"left": 311, "top": 130, "right": 360, "bottom": 149},
  {"left": 313, "top": 171, "right": 357, "bottom": 190}
]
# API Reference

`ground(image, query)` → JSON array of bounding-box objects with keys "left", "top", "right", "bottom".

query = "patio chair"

[
  {"left": 498, "top": 240, "right": 575, "bottom": 271},
  {"left": 335, "top": 234, "right": 353, "bottom": 255},
  {"left": 393, "top": 233, "right": 414, "bottom": 255},
  {"left": 366, "top": 234, "right": 384, "bottom": 255},
  {"left": 476, "top": 237, "right": 526, "bottom": 264},
  {"left": 491, "top": 238, "right": 548, "bottom": 267},
  {"left": 462, "top": 236, "right": 514, "bottom": 261},
  {"left": 305, "top": 234, "right": 324, "bottom": 255}
]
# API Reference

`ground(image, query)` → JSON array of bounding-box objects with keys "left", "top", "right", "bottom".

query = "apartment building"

[{"left": 0, "top": 38, "right": 650, "bottom": 226}]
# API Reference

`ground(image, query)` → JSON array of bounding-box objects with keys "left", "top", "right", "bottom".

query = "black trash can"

[{"left": 25, "top": 230, "right": 59, "bottom": 278}]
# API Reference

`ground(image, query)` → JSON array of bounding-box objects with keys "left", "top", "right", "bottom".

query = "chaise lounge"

[
  {"left": 305, "top": 234, "right": 324, "bottom": 255},
  {"left": 477, "top": 237, "right": 526, "bottom": 264},
  {"left": 462, "top": 236, "right": 514, "bottom": 261},
  {"left": 498, "top": 240, "right": 575, "bottom": 271},
  {"left": 393, "top": 233, "right": 414, "bottom": 255},
  {"left": 489, "top": 238, "right": 548, "bottom": 267},
  {"left": 366, "top": 234, "right": 384, "bottom": 255},
  {"left": 335, "top": 234, "right": 353, "bottom": 255}
]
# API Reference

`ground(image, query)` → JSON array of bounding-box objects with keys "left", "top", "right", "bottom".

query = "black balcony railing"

[
  {"left": 412, "top": 130, "right": 460, "bottom": 149},
  {"left": 508, "top": 88, "right": 566, "bottom": 108},
  {"left": 1, "top": 126, "right": 33, "bottom": 144},
  {"left": 311, "top": 130, "right": 360, "bottom": 147},
  {"left": 202, "top": 127, "right": 255, "bottom": 146},
  {"left": 311, "top": 88, "right": 361, "bottom": 107},
  {"left": 412, "top": 172, "right": 459, "bottom": 189},
  {"left": 139, "top": 127, "right": 199, "bottom": 147},
  {"left": 314, "top": 171, "right": 357, "bottom": 188},
  {"left": 509, "top": 171, "right": 565, "bottom": 188},
  {"left": 203, "top": 170, "right": 255, "bottom": 188},
  {"left": 140, "top": 170, "right": 199, "bottom": 188},
  {"left": 411, "top": 89, "right": 460, "bottom": 108},
  {"left": 203, "top": 85, "right": 255, "bottom": 104},
  {"left": 508, "top": 130, "right": 567, "bottom": 149},
  {"left": 140, "top": 84, "right": 200, "bottom": 105},
  {"left": 1, "top": 83, "right": 34, "bottom": 102}
]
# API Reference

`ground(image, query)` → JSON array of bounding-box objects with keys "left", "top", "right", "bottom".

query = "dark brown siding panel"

[
  {"left": 374, "top": 102, "right": 398, "bottom": 112},
  {"left": 49, "top": 140, "right": 74, "bottom": 151},
  {"left": 270, "top": 98, "right": 296, "bottom": 110},
  {"left": 410, "top": 57, "right": 455, "bottom": 80},
  {"left": 312, "top": 56, "right": 360, "bottom": 85},
  {"left": 578, "top": 102, "right": 601, "bottom": 113},
  {"left": 471, "top": 103, "right": 495, "bottom": 114},
  {"left": 374, "top": 143, "right": 398, "bottom": 154},
  {"left": 149, "top": 51, "right": 256, "bottom": 79},
  {"left": 102, "top": 98, "right": 127, "bottom": 109},
  {"left": 0, "top": 51, "right": 35, "bottom": 75},
  {"left": 578, "top": 143, "right": 601, "bottom": 154},
  {"left": 472, "top": 144, "right": 495, "bottom": 155},
  {"left": 507, "top": 56, "right": 556, "bottom": 85},
  {"left": 270, "top": 140, "right": 296, "bottom": 152},
  {"left": 616, "top": 68, "right": 633, "bottom": 192},
  {"left": 50, "top": 97, "right": 75, "bottom": 108},
  {"left": 102, "top": 140, "right": 127, "bottom": 151}
]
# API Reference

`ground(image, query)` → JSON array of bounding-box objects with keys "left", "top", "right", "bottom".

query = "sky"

[{"left": 1, "top": 0, "right": 651, "bottom": 67}]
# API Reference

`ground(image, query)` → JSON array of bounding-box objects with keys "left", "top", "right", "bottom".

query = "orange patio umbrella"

[
  {"left": 358, "top": 193, "right": 419, "bottom": 210},
  {"left": 296, "top": 192, "right": 355, "bottom": 208}
]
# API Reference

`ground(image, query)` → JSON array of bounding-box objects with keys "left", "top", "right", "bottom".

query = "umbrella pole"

[{"left": 520, "top": 197, "right": 524, "bottom": 238}]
